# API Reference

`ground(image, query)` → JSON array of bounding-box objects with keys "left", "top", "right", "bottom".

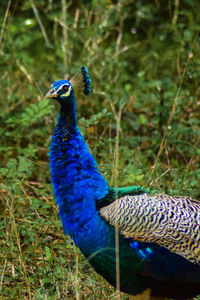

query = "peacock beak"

[{"left": 45, "top": 87, "right": 58, "bottom": 99}]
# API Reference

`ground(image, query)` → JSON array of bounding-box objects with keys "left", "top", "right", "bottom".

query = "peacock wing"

[{"left": 100, "top": 193, "right": 200, "bottom": 265}]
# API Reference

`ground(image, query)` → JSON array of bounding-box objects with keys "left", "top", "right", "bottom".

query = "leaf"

[{"left": 45, "top": 246, "right": 53, "bottom": 263}]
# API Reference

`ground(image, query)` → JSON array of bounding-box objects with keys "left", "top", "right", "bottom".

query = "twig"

[
  {"left": 0, "top": 0, "right": 11, "bottom": 44},
  {"left": 0, "top": 259, "right": 7, "bottom": 294},
  {"left": 16, "top": 60, "right": 33, "bottom": 84},
  {"left": 148, "top": 32, "right": 199, "bottom": 183},
  {"left": 172, "top": 0, "right": 180, "bottom": 26},
  {"left": 61, "top": 0, "right": 68, "bottom": 66},
  {"left": 72, "top": 241, "right": 80, "bottom": 300},
  {"left": 114, "top": 108, "right": 123, "bottom": 300},
  {"left": 73, "top": 8, "right": 80, "bottom": 29},
  {"left": 30, "top": 0, "right": 51, "bottom": 47}
]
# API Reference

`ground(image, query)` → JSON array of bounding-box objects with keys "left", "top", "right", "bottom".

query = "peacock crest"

[{"left": 70, "top": 65, "right": 91, "bottom": 95}]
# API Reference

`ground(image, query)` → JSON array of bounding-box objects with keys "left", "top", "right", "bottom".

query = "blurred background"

[{"left": 0, "top": 0, "right": 200, "bottom": 299}]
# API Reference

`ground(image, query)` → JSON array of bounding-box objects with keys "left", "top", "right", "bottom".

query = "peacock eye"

[{"left": 62, "top": 85, "right": 69, "bottom": 92}]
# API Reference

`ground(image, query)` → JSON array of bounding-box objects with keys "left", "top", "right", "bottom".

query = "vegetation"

[{"left": 0, "top": 0, "right": 200, "bottom": 299}]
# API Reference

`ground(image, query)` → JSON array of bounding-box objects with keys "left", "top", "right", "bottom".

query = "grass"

[
  {"left": 1, "top": 1, "right": 200, "bottom": 299},
  {"left": 1, "top": 182, "right": 125, "bottom": 299}
]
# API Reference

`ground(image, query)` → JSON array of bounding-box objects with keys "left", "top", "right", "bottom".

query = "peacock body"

[{"left": 45, "top": 66, "right": 200, "bottom": 299}]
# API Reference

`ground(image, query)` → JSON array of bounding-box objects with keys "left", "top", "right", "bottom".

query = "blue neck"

[
  {"left": 49, "top": 94, "right": 108, "bottom": 241},
  {"left": 57, "top": 95, "right": 78, "bottom": 133}
]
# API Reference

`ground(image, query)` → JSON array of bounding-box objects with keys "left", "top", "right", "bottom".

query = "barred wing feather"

[{"left": 100, "top": 193, "right": 200, "bottom": 265}]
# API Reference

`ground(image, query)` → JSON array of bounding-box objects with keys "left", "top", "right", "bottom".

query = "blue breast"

[{"left": 49, "top": 114, "right": 108, "bottom": 239}]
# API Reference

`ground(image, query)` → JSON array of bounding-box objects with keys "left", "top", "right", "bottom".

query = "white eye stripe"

[{"left": 56, "top": 84, "right": 70, "bottom": 93}]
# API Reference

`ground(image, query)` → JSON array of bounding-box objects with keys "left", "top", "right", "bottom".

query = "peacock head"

[
  {"left": 45, "top": 66, "right": 91, "bottom": 103},
  {"left": 45, "top": 80, "right": 73, "bottom": 102}
]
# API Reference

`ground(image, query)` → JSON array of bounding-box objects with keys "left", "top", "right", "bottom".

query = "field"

[{"left": 0, "top": 1, "right": 200, "bottom": 299}]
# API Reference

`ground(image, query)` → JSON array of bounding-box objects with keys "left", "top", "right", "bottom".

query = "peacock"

[{"left": 45, "top": 66, "right": 200, "bottom": 300}]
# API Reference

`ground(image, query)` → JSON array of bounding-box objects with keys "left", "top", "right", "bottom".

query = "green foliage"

[
  {"left": 79, "top": 108, "right": 111, "bottom": 134},
  {"left": 0, "top": 0, "right": 200, "bottom": 298},
  {"left": 20, "top": 101, "right": 54, "bottom": 126}
]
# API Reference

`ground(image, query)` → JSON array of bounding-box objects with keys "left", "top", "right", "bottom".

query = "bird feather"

[{"left": 100, "top": 193, "right": 200, "bottom": 265}]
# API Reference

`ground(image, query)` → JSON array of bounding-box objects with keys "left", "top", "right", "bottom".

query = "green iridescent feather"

[{"left": 96, "top": 185, "right": 156, "bottom": 209}]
